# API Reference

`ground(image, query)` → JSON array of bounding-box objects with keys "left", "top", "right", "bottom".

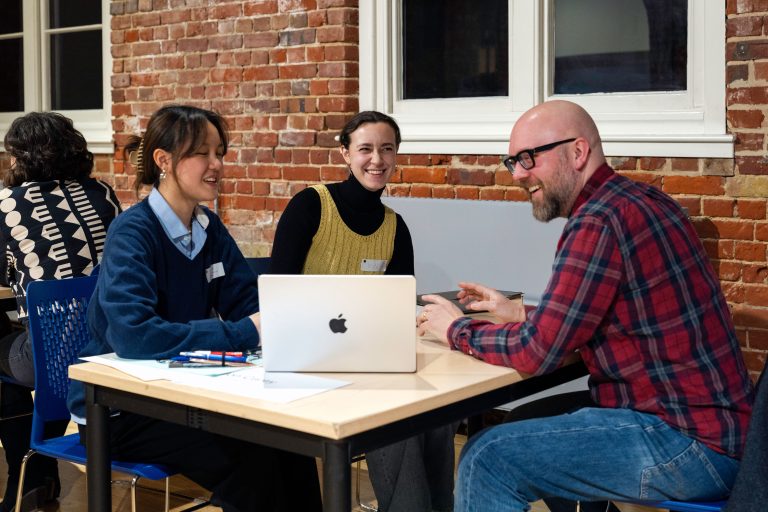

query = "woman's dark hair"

[
  {"left": 338, "top": 111, "right": 401, "bottom": 149},
  {"left": 125, "top": 105, "right": 229, "bottom": 196},
  {"left": 2, "top": 112, "right": 93, "bottom": 187}
]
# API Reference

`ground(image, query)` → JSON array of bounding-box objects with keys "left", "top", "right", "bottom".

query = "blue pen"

[{"left": 177, "top": 352, "right": 248, "bottom": 363}]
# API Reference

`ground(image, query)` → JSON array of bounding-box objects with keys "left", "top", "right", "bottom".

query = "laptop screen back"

[{"left": 258, "top": 274, "right": 417, "bottom": 372}]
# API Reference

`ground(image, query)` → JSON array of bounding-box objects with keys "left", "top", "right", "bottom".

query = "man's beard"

[
  {"left": 529, "top": 157, "right": 579, "bottom": 223},
  {"left": 531, "top": 191, "right": 563, "bottom": 222}
]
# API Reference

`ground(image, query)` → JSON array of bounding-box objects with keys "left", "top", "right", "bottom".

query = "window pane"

[
  {"left": 554, "top": 0, "right": 687, "bottom": 94},
  {"left": 50, "top": 31, "right": 102, "bottom": 110},
  {"left": 0, "top": 39, "right": 24, "bottom": 112},
  {"left": 49, "top": 0, "right": 101, "bottom": 28},
  {"left": 402, "top": 0, "right": 508, "bottom": 99},
  {"left": 0, "top": 0, "right": 22, "bottom": 34}
]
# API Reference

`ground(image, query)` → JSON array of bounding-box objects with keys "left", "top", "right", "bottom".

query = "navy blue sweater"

[{"left": 67, "top": 199, "right": 259, "bottom": 418}]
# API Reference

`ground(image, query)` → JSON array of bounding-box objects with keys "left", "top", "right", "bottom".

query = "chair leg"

[
  {"left": 130, "top": 475, "right": 140, "bottom": 512},
  {"left": 354, "top": 458, "right": 378, "bottom": 512},
  {"left": 164, "top": 476, "right": 170, "bottom": 512},
  {"left": 13, "top": 450, "right": 36, "bottom": 512},
  {"left": 0, "top": 411, "right": 32, "bottom": 421},
  {"left": 355, "top": 458, "right": 362, "bottom": 507}
]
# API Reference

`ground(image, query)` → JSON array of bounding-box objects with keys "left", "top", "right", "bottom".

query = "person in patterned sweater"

[{"left": 0, "top": 112, "right": 121, "bottom": 511}]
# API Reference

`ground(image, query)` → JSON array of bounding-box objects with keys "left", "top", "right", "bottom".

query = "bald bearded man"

[{"left": 418, "top": 100, "right": 754, "bottom": 511}]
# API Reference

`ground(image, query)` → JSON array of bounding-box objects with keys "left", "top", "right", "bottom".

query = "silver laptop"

[{"left": 258, "top": 274, "right": 417, "bottom": 372}]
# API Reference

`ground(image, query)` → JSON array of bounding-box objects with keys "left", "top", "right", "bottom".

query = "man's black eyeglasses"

[{"left": 502, "top": 138, "right": 576, "bottom": 173}]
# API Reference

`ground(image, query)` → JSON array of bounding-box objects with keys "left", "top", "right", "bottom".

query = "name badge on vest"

[
  {"left": 206, "top": 262, "right": 226, "bottom": 282},
  {"left": 361, "top": 259, "right": 387, "bottom": 272}
]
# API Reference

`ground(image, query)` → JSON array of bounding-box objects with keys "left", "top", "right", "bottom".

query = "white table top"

[{"left": 70, "top": 337, "right": 522, "bottom": 440}]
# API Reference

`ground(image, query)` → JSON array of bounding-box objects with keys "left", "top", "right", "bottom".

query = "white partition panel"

[{"left": 382, "top": 197, "right": 566, "bottom": 303}]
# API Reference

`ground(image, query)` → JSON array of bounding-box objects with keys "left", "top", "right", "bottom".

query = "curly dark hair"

[
  {"left": 125, "top": 104, "right": 229, "bottom": 196},
  {"left": 3, "top": 111, "right": 93, "bottom": 187}
]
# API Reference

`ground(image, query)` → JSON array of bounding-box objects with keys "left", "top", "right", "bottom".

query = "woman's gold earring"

[{"left": 159, "top": 168, "right": 167, "bottom": 180}]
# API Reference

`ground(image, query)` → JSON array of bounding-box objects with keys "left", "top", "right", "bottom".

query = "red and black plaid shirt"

[{"left": 449, "top": 164, "right": 754, "bottom": 458}]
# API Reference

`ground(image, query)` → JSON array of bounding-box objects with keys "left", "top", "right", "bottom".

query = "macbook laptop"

[{"left": 258, "top": 274, "right": 417, "bottom": 372}]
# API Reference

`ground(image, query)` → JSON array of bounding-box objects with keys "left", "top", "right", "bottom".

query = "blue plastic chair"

[{"left": 16, "top": 275, "right": 192, "bottom": 512}]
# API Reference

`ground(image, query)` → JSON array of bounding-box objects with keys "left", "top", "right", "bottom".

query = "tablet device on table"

[{"left": 417, "top": 290, "right": 523, "bottom": 314}]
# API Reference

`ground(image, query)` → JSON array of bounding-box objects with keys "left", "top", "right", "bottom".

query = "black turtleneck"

[{"left": 269, "top": 174, "right": 414, "bottom": 275}]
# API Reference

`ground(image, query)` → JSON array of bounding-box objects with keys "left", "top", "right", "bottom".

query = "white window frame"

[
  {"left": 0, "top": 0, "right": 112, "bottom": 154},
  {"left": 360, "top": 0, "right": 731, "bottom": 158}
]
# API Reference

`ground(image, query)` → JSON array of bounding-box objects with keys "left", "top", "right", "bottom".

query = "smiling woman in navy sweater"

[{"left": 66, "top": 105, "right": 321, "bottom": 512}]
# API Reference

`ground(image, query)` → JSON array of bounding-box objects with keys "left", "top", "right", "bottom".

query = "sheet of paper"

[
  {"left": 81, "top": 353, "right": 243, "bottom": 380},
  {"left": 79, "top": 353, "right": 349, "bottom": 403},
  {"left": 170, "top": 367, "right": 349, "bottom": 403}
]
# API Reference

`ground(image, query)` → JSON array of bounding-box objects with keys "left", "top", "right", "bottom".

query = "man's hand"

[
  {"left": 457, "top": 281, "right": 526, "bottom": 323},
  {"left": 416, "top": 294, "right": 464, "bottom": 345}
]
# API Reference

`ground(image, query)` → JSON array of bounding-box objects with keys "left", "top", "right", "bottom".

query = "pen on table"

[
  {"left": 169, "top": 360, "right": 222, "bottom": 368},
  {"left": 182, "top": 350, "right": 244, "bottom": 357},
  {"left": 178, "top": 352, "right": 248, "bottom": 363},
  {"left": 169, "top": 355, "right": 251, "bottom": 367}
]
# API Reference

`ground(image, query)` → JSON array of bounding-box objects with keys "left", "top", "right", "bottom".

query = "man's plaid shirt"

[{"left": 448, "top": 164, "right": 754, "bottom": 458}]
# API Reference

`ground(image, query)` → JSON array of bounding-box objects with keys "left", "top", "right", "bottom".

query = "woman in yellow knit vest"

[{"left": 270, "top": 111, "right": 456, "bottom": 512}]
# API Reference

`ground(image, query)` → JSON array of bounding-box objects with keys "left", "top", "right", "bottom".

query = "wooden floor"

[{"left": 0, "top": 422, "right": 654, "bottom": 511}]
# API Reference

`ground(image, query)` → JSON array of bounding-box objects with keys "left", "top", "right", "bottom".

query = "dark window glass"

[
  {"left": 403, "top": 0, "right": 508, "bottom": 99},
  {"left": 49, "top": 0, "right": 101, "bottom": 28},
  {"left": 0, "top": 39, "right": 24, "bottom": 112},
  {"left": 554, "top": 0, "right": 687, "bottom": 94},
  {"left": 50, "top": 30, "right": 102, "bottom": 110},
  {"left": 0, "top": 0, "right": 22, "bottom": 34}
]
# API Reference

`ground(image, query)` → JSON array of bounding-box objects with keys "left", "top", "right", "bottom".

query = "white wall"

[{"left": 382, "top": 196, "right": 565, "bottom": 304}]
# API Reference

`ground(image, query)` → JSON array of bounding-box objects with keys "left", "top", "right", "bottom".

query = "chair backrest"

[
  {"left": 246, "top": 257, "right": 270, "bottom": 279},
  {"left": 26, "top": 274, "right": 98, "bottom": 427},
  {"left": 721, "top": 363, "right": 768, "bottom": 511}
]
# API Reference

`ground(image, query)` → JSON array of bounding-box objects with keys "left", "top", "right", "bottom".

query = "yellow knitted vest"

[{"left": 302, "top": 184, "right": 396, "bottom": 275}]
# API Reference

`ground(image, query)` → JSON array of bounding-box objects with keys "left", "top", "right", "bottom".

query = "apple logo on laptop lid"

[{"left": 329, "top": 314, "right": 348, "bottom": 333}]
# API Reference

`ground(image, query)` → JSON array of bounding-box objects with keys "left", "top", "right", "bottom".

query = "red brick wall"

[
  {"left": 725, "top": 0, "right": 768, "bottom": 378},
  {"left": 90, "top": 0, "right": 762, "bottom": 378}
]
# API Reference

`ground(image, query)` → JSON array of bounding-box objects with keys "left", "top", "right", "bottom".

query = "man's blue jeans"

[{"left": 455, "top": 407, "right": 740, "bottom": 512}]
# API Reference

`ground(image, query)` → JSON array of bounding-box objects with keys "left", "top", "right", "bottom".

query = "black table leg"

[
  {"left": 86, "top": 385, "right": 111, "bottom": 511},
  {"left": 467, "top": 414, "right": 485, "bottom": 437},
  {"left": 323, "top": 440, "right": 351, "bottom": 511}
]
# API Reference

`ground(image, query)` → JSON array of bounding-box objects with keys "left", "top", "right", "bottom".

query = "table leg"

[
  {"left": 323, "top": 441, "right": 351, "bottom": 512},
  {"left": 85, "top": 385, "right": 111, "bottom": 512},
  {"left": 467, "top": 414, "right": 484, "bottom": 437}
]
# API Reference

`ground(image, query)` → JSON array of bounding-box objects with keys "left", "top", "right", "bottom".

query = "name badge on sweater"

[
  {"left": 206, "top": 262, "right": 225, "bottom": 282},
  {"left": 361, "top": 259, "right": 387, "bottom": 272}
]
